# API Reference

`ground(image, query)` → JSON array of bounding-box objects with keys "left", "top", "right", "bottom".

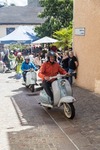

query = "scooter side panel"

[
  {"left": 26, "top": 71, "right": 36, "bottom": 86},
  {"left": 31, "top": 71, "right": 37, "bottom": 83},
  {"left": 36, "top": 70, "right": 42, "bottom": 84},
  {"left": 57, "top": 79, "right": 72, "bottom": 98},
  {"left": 26, "top": 72, "right": 31, "bottom": 85},
  {"left": 52, "top": 80, "right": 60, "bottom": 106},
  {"left": 40, "top": 89, "right": 51, "bottom": 104}
]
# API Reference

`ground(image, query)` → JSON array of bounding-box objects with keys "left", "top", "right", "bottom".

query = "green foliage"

[
  {"left": 35, "top": 0, "right": 73, "bottom": 37},
  {"left": 53, "top": 26, "right": 72, "bottom": 50},
  {"left": 8, "top": 44, "right": 27, "bottom": 51},
  {"left": 35, "top": 18, "right": 61, "bottom": 37}
]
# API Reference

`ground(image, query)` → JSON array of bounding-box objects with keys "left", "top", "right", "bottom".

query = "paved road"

[{"left": 0, "top": 72, "right": 100, "bottom": 150}]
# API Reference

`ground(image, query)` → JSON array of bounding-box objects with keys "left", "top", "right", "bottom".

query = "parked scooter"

[
  {"left": 0, "top": 60, "right": 6, "bottom": 73},
  {"left": 24, "top": 69, "right": 42, "bottom": 92},
  {"left": 40, "top": 74, "right": 76, "bottom": 119}
]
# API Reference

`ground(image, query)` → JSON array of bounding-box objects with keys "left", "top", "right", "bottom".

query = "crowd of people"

[
  {"left": 0, "top": 48, "right": 78, "bottom": 85},
  {"left": 0, "top": 48, "right": 78, "bottom": 105},
  {"left": 1, "top": 50, "right": 78, "bottom": 82}
]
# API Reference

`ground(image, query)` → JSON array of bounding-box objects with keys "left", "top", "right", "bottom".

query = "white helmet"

[{"left": 25, "top": 56, "right": 30, "bottom": 60}]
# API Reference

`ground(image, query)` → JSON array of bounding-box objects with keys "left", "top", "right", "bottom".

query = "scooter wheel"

[
  {"left": 47, "top": 107, "right": 52, "bottom": 110},
  {"left": 30, "top": 84, "right": 34, "bottom": 92},
  {"left": 26, "top": 85, "right": 29, "bottom": 88},
  {"left": 63, "top": 103, "right": 75, "bottom": 119}
]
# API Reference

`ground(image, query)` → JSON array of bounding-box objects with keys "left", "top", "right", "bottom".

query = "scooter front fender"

[{"left": 58, "top": 96, "right": 76, "bottom": 107}]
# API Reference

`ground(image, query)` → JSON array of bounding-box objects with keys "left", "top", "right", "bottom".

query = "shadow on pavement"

[
  {"left": 8, "top": 75, "right": 16, "bottom": 79},
  {"left": 7, "top": 88, "right": 68, "bottom": 150},
  {"left": 6, "top": 85, "right": 100, "bottom": 150}
]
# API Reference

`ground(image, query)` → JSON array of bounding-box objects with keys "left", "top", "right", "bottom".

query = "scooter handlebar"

[
  {"left": 49, "top": 74, "right": 68, "bottom": 80},
  {"left": 24, "top": 68, "right": 35, "bottom": 72}
]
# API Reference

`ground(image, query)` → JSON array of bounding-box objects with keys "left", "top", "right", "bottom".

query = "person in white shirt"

[{"left": 34, "top": 53, "right": 42, "bottom": 68}]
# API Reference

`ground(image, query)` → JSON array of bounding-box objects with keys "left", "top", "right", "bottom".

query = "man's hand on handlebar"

[
  {"left": 24, "top": 69, "right": 30, "bottom": 72},
  {"left": 66, "top": 73, "right": 70, "bottom": 77},
  {"left": 44, "top": 73, "right": 71, "bottom": 81},
  {"left": 44, "top": 76, "right": 50, "bottom": 81}
]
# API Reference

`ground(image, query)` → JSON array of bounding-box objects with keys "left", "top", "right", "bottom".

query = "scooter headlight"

[{"left": 61, "top": 80, "right": 65, "bottom": 86}]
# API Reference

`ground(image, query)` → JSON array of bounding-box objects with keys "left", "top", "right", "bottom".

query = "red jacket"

[{"left": 38, "top": 61, "right": 67, "bottom": 81}]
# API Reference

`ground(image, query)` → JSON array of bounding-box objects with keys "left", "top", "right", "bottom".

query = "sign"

[{"left": 75, "top": 28, "right": 85, "bottom": 36}]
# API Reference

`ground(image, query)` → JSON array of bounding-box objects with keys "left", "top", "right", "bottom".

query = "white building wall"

[{"left": 0, "top": 24, "right": 36, "bottom": 38}]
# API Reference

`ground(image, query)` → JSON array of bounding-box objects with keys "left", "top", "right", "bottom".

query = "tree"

[
  {"left": 52, "top": 26, "right": 72, "bottom": 50},
  {"left": 35, "top": 0, "right": 73, "bottom": 37},
  {"left": 8, "top": 44, "right": 26, "bottom": 51}
]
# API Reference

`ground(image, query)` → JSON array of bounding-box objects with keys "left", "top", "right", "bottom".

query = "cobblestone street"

[{"left": 0, "top": 72, "right": 100, "bottom": 150}]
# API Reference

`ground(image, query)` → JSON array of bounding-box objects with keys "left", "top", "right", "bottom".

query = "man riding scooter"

[
  {"left": 21, "top": 56, "right": 37, "bottom": 82},
  {"left": 38, "top": 51, "right": 69, "bottom": 105}
]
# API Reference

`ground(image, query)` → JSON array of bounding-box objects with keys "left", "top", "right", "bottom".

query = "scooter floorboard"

[{"left": 40, "top": 102, "right": 53, "bottom": 108}]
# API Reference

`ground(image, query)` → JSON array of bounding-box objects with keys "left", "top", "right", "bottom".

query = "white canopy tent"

[
  {"left": 0, "top": 26, "right": 38, "bottom": 44},
  {"left": 32, "top": 36, "right": 58, "bottom": 44}
]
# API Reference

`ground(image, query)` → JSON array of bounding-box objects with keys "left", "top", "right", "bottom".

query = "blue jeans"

[
  {"left": 22, "top": 71, "right": 27, "bottom": 82},
  {"left": 68, "top": 69, "right": 75, "bottom": 85}
]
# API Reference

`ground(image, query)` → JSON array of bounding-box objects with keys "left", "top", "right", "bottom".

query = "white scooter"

[
  {"left": 40, "top": 74, "right": 76, "bottom": 119},
  {"left": 24, "top": 69, "right": 42, "bottom": 92},
  {"left": 0, "top": 60, "right": 5, "bottom": 73},
  {"left": 0, "top": 61, "right": 11, "bottom": 73}
]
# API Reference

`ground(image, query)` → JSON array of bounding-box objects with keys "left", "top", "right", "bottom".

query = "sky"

[{"left": 1, "top": 0, "right": 28, "bottom": 6}]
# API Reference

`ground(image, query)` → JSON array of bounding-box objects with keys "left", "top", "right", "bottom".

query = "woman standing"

[
  {"left": 34, "top": 53, "right": 42, "bottom": 69},
  {"left": 62, "top": 51, "right": 69, "bottom": 72},
  {"left": 15, "top": 52, "right": 24, "bottom": 78},
  {"left": 68, "top": 51, "right": 78, "bottom": 85}
]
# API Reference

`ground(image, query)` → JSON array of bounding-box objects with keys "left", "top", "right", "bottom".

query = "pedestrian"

[
  {"left": 68, "top": 51, "right": 78, "bottom": 85},
  {"left": 56, "top": 52, "right": 63, "bottom": 65},
  {"left": 3, "top": 54, "right": 10, "bottom": 70},
  {"left": 15, "top": 52, "right": 24, "bottom": 75},
  {"left": 62, "top": 51, "right": 69, "bottom": 72},
  {"left": 15, "top": 52, "right": 24, "bottom": 64},
  {"left": 28, "top": 53, "right": 34, "bottom": 63},
  {"left": 9, "top": 51, "right": 16, "bottom": 70},
  {"left": 34, "top": 53, "right": 42, "bottom": 69}
]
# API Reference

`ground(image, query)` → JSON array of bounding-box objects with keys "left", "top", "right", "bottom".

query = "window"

[{"left": 6, "top": 27, "right": 15, "bottom": 35}]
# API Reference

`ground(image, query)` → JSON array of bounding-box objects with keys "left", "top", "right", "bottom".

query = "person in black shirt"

[
  {"left": 68, "top": 51, "right": 78, "bottom": 85},
  {"left": 62, "top": 51, "right": 69, "bottom": 72}
]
